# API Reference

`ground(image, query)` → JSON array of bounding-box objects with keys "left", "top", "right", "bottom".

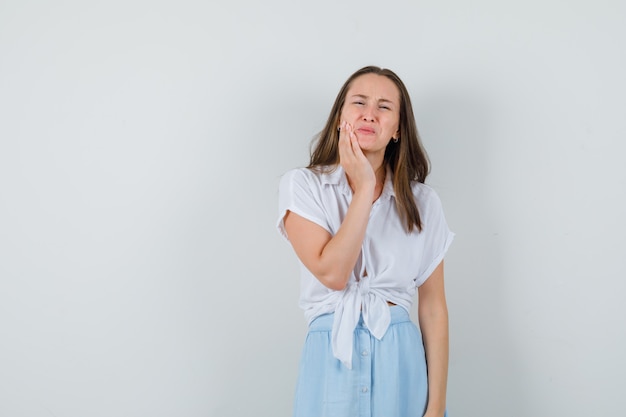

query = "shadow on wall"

[{"left": 416, "top": 89, "right": 528, "bottom": 417}]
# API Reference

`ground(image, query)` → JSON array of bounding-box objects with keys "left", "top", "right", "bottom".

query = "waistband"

[{"left": 308, "top": 305, "right": 411, "bottom": 332}]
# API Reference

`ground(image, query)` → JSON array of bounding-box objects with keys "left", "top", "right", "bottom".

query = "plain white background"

[{"left": 1, "top": 1, "right": 625, "bottom": 416}]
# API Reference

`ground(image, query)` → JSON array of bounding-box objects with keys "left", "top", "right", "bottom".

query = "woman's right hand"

[{"left": 338, "top": 121, "right": 376, "bottom": 196}]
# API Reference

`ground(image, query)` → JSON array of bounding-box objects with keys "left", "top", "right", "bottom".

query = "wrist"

[
  {"left": 423, "top": 409, "right": 446, "bottom": 417},
  {"left": 351, "top": 187, "right": 375, "bottom": 203},
  {"left": 424, "top": 403, "right": 446, "bottom": 417}
]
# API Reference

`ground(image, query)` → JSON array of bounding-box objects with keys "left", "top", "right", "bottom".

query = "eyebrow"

[{"left": 350, "top": 94, "right": 395, "bottom": 105}]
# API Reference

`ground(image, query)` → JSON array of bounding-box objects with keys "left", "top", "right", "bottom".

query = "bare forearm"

[
  {"left": 316, "top": 189, "right": 373, "bottom": 289},
  {"left": 419, "top": 305, "right": 449, "bottom": 416},
  {"left": 286, "top": 121, "right": 378, "bottom": 291}
]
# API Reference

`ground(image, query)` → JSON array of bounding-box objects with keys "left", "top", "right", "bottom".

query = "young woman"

[{"left": 277, "top": 66, "right": 454, "bottom": 417}]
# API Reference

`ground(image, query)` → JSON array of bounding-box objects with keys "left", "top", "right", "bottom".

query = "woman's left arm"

[{"left": 418, "top": 260, "right": 449, "bottom": 417}]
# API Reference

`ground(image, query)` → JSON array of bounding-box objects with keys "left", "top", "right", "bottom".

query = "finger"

[
  {"left": 339, "top": 124, "right": 351, "bottom": 153},
  {"left": 348, "top": 127, "right": 366, "bottom": 159},
  {"left": 339, "top": 121, "right": 350, "bottom": 145},
  {"left": 338, "top": 125, "right": 354, "bottom": 164},
  {"left": 341, "top": 124, "right": 356, "bottom": 155}
]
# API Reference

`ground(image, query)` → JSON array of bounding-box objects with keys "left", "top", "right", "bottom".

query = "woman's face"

[{"left": 340, "top": 73, "right": 401, "bottom": 156}]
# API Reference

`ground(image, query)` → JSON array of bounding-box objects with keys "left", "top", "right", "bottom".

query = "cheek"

[
  {"left": 391, "top": 118, "right": 400, "bottom": 133},
  {"left": 383, "top": 117, "right": 399, "bottom": 133},
  {"left": 340, "top": 108, "right": 358, "bottom": 122}
]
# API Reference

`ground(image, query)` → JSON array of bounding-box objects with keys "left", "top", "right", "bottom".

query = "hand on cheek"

[{"left": 339, "top": 121, "right": 375, "bottom": 192}]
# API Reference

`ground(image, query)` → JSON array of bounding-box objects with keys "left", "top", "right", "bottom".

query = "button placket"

[{"left": 357, "top": 328, "right": 372, "bottom": 416}]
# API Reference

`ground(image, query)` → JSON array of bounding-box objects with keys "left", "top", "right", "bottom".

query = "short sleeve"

[
  {"left": 414, "top": 186, "right": 455, "bottom": 287},
  {"left": 277, "top": 168, "right": 331, "bottom": 241}
]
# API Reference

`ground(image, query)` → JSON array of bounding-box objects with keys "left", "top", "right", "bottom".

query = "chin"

[
  {"left": 356, "top": 137, "right": 376, "bottom": 148},
  {"left": 357, "top": 140, "right": 382, "bottom": 152}
]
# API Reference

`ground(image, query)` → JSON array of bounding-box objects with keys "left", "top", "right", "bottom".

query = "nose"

[{"left": 362, "top": 105, "right": 375, "bottom": 122}]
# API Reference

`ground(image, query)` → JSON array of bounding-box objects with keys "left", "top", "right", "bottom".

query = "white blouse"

[{"left": 277, "top": 166, "right": 454, "bottom": 369}]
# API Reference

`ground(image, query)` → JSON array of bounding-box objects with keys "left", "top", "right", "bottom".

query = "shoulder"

[
  {"left": 410, "top": 182, "right": 446, "bottom": 212},
  {"left": 410, "top": 181, "right": 440, "bottom": 201},
  {"left": 280, "top": 166, "right": 337, "bottom": 189},
  {"left": 282, "top": 166, "right": 319, "bottom": 180},
  {"left": 280, "top": 167, "right": 321, "bottom": 189}
]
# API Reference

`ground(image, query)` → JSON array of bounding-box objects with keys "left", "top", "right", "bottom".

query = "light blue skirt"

[{"left": 293, "top": 306, "right": 446, "bottom": 417}]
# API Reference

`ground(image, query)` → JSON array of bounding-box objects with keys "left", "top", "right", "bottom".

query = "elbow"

[
  {"left": 316, "top": 271, "right": 350, "bottom": 291},
  {"left": 418, "top": 303, "right": 449, "bottom": 328},
  {"left": 325, "top": 280, "right": 348, "bottom": 291}
]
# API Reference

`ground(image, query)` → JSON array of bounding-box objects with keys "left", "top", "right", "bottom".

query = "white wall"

[{"left": 1, "top": 1, "right": 624, "bottom": 416}]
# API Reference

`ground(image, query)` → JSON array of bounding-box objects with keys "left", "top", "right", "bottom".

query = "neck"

[{"left": 373, "top": 163, "right": 386, "bottom": 185}]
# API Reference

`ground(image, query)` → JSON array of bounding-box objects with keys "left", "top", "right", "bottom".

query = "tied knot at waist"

[{"left": 330, "top": 281, "right": 392, "bottom": 369}]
